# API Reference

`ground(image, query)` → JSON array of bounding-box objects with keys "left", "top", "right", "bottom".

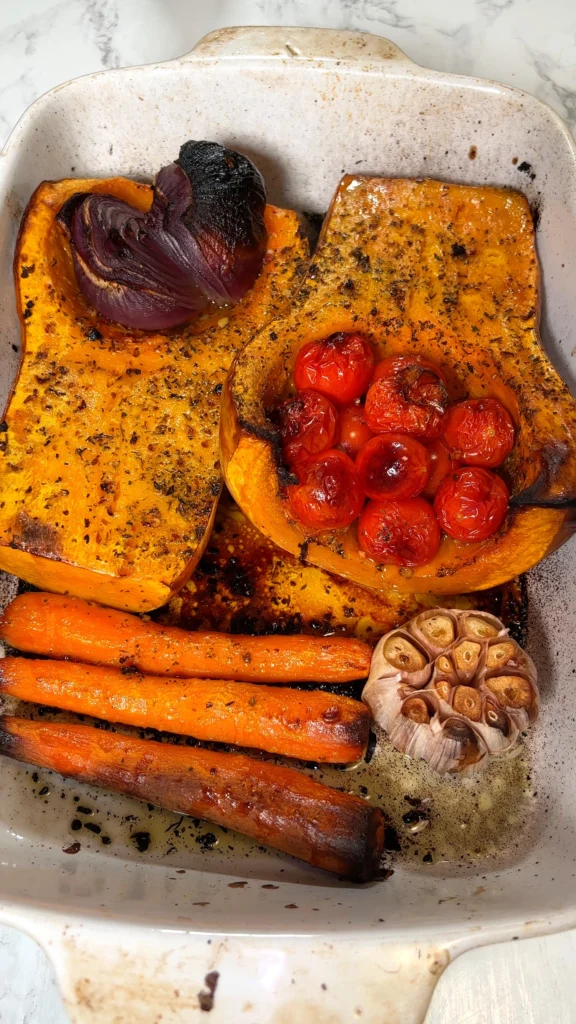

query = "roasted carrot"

[
  {"left": 0, "top": 717, "right": 384, "bottom": 880},
  {"left": 0, "top": 593, "right": 371, "bottom": 683},
  {"left": 0, "top": 658, "right": 370, "bottom": 762}
]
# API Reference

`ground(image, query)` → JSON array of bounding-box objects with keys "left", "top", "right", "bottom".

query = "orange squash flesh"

[
  {"left": 0, "top": 178, "right": 307, "bottom": 611},
  {"left": 222, "top": 176, "right": 576, "bottom": 594}
]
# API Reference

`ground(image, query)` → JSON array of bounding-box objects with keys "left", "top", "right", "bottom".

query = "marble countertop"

[
  {"left": 1, "top": 0, "right": 575, "bottom": 146},
  {"left": 1, "top": 1, "right": 576, "bottom": 1022}
]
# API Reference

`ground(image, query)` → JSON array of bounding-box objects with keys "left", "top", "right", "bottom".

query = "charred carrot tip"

[{"left": 0, "top": 719, "right": 22, "bottom": 758}]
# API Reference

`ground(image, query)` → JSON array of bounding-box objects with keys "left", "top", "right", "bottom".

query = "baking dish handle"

[
  {"left": 10, "top": 910, "right": 455, "bottom": 1023},
  {"left": 183, "top": 26, "right": 414, "bottom": 66}
]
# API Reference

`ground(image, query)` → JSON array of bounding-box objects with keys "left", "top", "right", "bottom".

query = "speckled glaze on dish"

[{"left": 0, "top": 26, "right": 575, "bottom": 1024}]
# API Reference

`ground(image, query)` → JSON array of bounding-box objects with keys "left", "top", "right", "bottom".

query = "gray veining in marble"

[{"left": 0, "top": 0, "right": 574, "bottom": 153}]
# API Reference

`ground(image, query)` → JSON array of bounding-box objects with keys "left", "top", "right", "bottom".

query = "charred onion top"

[{"left": 57, "top": 140, "right": 267, "bottom": 330}]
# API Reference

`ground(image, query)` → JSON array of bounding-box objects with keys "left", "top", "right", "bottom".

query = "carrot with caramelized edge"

[
  {"left": 0, "top": 717, "right": 384, "bottom": 880},
  {"left": 0, "top": 658, "right": 370, "bottom": 762},
  {"left": 0, "top": 593, "right": 371, "bottom": 683}
]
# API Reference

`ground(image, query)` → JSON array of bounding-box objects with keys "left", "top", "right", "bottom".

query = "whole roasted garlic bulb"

[{"left": 362, "top": 609, "right": 539, "bottom": 775}]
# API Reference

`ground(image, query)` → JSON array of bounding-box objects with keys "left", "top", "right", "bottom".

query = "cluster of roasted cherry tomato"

[{"left": 278, "top": 332, "right": 515, "bottom": 568}]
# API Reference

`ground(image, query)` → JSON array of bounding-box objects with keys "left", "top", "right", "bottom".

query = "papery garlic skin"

[{"left": 363, "top": 609, "right": 539, "bottom": 775}]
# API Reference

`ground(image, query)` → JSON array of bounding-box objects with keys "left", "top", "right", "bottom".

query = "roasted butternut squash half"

[
  {"left": 222, "top": 176, "right": 576, "bottom": 594},
  {"left": 0, "top": 178, "right": 307, "bottom": 611}
]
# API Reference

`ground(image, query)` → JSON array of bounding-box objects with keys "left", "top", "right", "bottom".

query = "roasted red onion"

[{"left": 56, "top": 141, "right": 267, "bottom": 330}]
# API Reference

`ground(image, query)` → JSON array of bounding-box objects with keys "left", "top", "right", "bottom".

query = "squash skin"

[
  {"left": 222, "top": 176, "right": 576, "bottom": 595},
  {"left": 0, "top": 178, "right": 308, "bottom": 611}
]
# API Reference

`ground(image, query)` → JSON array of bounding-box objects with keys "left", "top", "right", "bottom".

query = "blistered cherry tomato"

[
  {"left": 365, "top": 355, "right": 448, "bottom": 439},
  {"left": 442, "top": 398, "right": 515, "bottom": 468},
  {"left": 358, "top": 498, "right": 441, "bottom": 566},
  {"left": 422, "top": 439, "right": 458, "bottom": 499},
  {"left": 356, "top": 434, "right": 430, "bottom": 500},
  {"left": 294, "top": 332, "right": 375, "bottom": 406},
  {"left": 337, "top": 403, "right": 375, "bottom": 458},
  {"left": 288, "top": 449, "right": 364, "bottom": 529},
  {"left": 434, "top": 467, "right": 509, "bottom": 542},
  {"left": 279, "top": 390, "right": 339, "bottom": 467}
]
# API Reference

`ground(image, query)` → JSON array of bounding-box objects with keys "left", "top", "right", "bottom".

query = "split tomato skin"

[
  {"left": 279, "top": 390, "right": 339, "bottom": 467},
  {"left": 365, "top": 355, "right": 449, "bottom": 440},
  {"left": 356, "top": 434, "right": 430, "bottom": 500},
  {"left": 371, "top": 354, "right": 447, "bottom": 385},
  {"left": 337, "top": 403, "right": 375, "bottom": 459},
  {"left": 288, "top": 449, "right": 364, "bottom": 530},
  {"left": 294, "top": 333, "right": 375, "bottom": 406},
  {"left": 434, "top": 467, "right": 509, "bottom": 542},
  {"left": 442, "top": 398, "right": 515, "bottom": 468},
  {"left": 358, "top": 497, "right": 441, "bottom": 567},
  {"left": 422, "top": 439, "right": 458, "bottom": 500}
]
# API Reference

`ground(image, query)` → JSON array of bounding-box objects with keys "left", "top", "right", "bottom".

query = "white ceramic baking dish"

[{"left": 0, "top": 26, "right": 575, "bottom": 1024}]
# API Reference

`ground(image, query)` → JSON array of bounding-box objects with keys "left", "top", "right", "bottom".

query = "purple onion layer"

[{"left": 56, "top": 140, "right": 267, "bottom": 331}]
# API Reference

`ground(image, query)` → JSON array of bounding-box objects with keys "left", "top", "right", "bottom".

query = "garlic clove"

[
  {"left": 420, "top": 717, "right": 487, "bottom": 775},
  {"left": 484, "top": 674, "right": 534, "bottom": 710},
  {"left": 433, "top": 654, "right": 460, "bottom": 688},
  {"left": 436, "top": 654, "right": 452, "bottom": 674},
  {"left": 402, "top": 696, "right": 431, "bottom": 725},
  {"left": 452, "top": 685, "right": 482, "bottom": 722},
  {"left": 451, "top": 639, "right": 481, "bottom": 682},
  {"left": 484, "top": 700, "right": 511, "bottom": 735},
  {"left": 481, "top": 638, "right": 538, "bottom": 687},
  {"left": 458, "top": 612, "right": 506, "bottom": 640},
  {"left": 384, "top": 633, "right": 428, "bottom": 673},
  {"left": 366, "top": 629, "right": 432, "bottom": 690},
  {"left": 474, "top": 699, "right": 520, "bottom": 755},
  {"left": 409, "top": 609, "right": 457, "bottom": 655},
  {"left": 485, "top": 640, "right": 517, "bottom": 670},
  {"left": 433, "top": 679, "right": 452, "bottom": 702}
]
